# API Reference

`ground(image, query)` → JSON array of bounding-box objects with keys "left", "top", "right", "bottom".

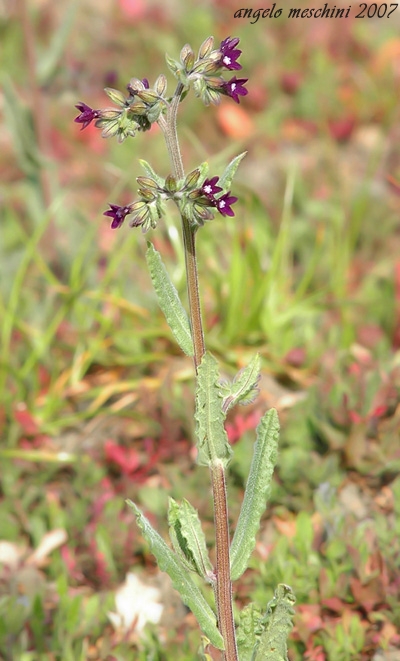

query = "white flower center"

[
  {"left": 219, "top": 200, "right": 226, "bottom": 209},
  {"left": 223, "top": 55, "right": 232, "bottom": 66},
  {"left": 231, "top": 83, "right": 236, "bottom": 92},
  {"left": 204, "top": 185, "right": 212, "bottom": 194}
]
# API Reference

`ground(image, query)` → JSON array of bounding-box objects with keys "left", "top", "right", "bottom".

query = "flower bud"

[
  {"left": 139, "top": 188, "right": 157, "bottom": 201},
  {"left": 99, "top": 109, "right": 122, "bottom": 119},
  {"left": 128, "top": 101, "right": 147, "bottom": 115},
  {"left": 100, "top": 119, "right": 120, "bottom": 138},
  {"left": 191, "top": 59, "right": 220, "bottom": 75},
  {"left": 104, "top": 87, "right": 126, "bottom": 106},
  {"left": 198, "top": 36, "right": 214, "bottom": 60},
  {"left": 180, "top": 44, "right": 195, "bottom": 71},
  {"left": 184, "top": 169, "right": 201, "bottom": 190},
  {"left": 164, "top": 174, "right": 177, "bottom": 193},
  {"left": 136, "top": 89, "right": 159, "bottom": 104},
  {"left": 136, "top": 176, "right": 158, "bottom": 190},
  {"left": 204, "top": 76, "right": 224, "bottom": 90},
  {"left": 154, "top": 74, "right": 167, "bottom": 97}
]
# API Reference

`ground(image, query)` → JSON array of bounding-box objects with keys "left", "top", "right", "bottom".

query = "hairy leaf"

[
  {"left": 236, "top": 603, "right": 263, "bottom": 661},
  {"left": 219, "top": 151, "right": 247, "bottom": 193},
  {"left": 221, "top": 354, "right": 261, "bottom": 413},
  {"left": 195, "top": 352, "right": 233, "bottom": 467},
  {"left": 139, "top": 159, "right": 165, "bottom": 187},
  {"left": 230, "top": 409, "right": 279, "bottom": 581},
  {"left": 126, "top": 500, "right": 224, "bottom": 650},
  {"left": 252, "top": 584, "right": 296, "bottom": 661},
  {"left": 146, "top": 242, "right": 194, "bottom": 356},
  {"left": 168, "top": 498, "right": 214, "bottom": 582}
]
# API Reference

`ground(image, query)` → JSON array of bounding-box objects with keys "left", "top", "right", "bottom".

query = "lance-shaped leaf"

[
  {"left": 218, "top": 151, "right": 247, "bottom": 193},
  {"left": 195, "top": 352, "right": 233, "bottom": 467},
  {"left": 236, "top": 603, "right": 263, "bottom": 661},
  {"left": 168, "top": 498, "right": 214, "bottom": 582},
  {"left": 139, "top": 159, "right": 165, "bottom": 187},
  {"left": 126, "top": 500, "right": 224, "bottom": 650},
  {"left": 252, "top": 584, "right": 296, "bottom": 661},
  {"left": 230, "top": 408, "right": 279, "bottom": 581},
  {"left": 146, "top": 242, "right": 194, "bottom": 356},
  {"left": 221, "top": 354, "right": 261, "bottom": 413}
]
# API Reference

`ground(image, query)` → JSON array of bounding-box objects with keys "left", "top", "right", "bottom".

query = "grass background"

[{"left": 0, "top": 0, "right": 400, "bottom": 659}]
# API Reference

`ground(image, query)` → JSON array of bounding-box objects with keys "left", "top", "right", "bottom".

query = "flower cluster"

[
  {"left": 74, "top": 36, "right": 248, "bottom": 141},
  {"left": 102, "top": 170, "right": 238, "bottom": 231},
  {"left": 74, "top": 76, "right": 167, "bottom": 142},
  {"left": 166, "top": 35, "right": 248, "bottom": 106},
  {"left": 75, "top": 36, "right": 244, "bottom": 231}
]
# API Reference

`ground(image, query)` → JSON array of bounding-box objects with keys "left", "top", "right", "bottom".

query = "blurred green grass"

[{"left": 0, "top": 1, "right": 400, "bottom": 659}]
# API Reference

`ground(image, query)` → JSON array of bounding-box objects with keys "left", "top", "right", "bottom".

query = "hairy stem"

[
  {"left": 159, "top": 85, "right": 238, "bottom": 659},
  {"left": 211, "top": 461, "right": 239, "bottom": 661}
]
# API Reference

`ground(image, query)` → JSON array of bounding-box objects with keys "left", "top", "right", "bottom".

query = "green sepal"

[
  {"left": 230, "top": 408, "right": 279, "bottom": 581},
  {"left": 236, "top": 603, "right": 263, "bottom": 661},
  {"left": 146, "top": 242, "right": 194, "bottom": 357},
  {"left": 165, "top": 53, "right": 180, "bottom": 77},
  {"left": 168, "top": 498, "right": 214, "bottom": 582},
  {"left": 220, "top": 354, "right": 261, "bottom": 413},
  {"left": 139, "top": 159, "right": 165, "bottom": 188},
  {"left": 195, "top": 352, "right": 233, "bottom": 468},
  {"left": 126, "top": 500, "right": 224, "bottom": 650},
  {"left": 104, "top": 87, "right": 126, "bottom": 106},
  {"left": 252, "top": 584, "right": 296, "bottom": 661},
  {"left": 219, "top": 152, "right": 247, "bottom": 193}
]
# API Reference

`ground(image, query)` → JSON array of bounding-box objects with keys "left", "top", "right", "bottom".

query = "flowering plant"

[{"left": 75, "top": 36, "right": 294, "bottom": 661}]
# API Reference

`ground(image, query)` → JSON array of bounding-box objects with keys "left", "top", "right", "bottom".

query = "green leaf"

[
  {"left": 126, "top": 500, "right": 224, "bottom": 650},
  {"left": 230, "top": 409, "right": 279, "bottom": 581},
  {"left": 139, "top": 160, "right": 165, "bottom": 187},
  {"left": 168, "top": 498, "right": 214, "bottom": 582},
  {"left": 219, "top": 152, "right": 247, "bottom": 193},
  {"left": 195, "top": 352, "right": 233, "bottom": 467},
  {"left": 221, "top": 354, "right": 261, "bottom": 413},
  {"left": 197, "top": 160, "right": 210, "bottom": 181},
  {"left": 165, "top": 53, "right": 180, "bottom": 77},
  {"left": 252, "top": 584, "right": 296, "bottom": 661},
  {"left": 146, "top": 242, "right": 194, "bottom": 356},
  {"left": 236, "top": 603, "right": 263, "bottom": 661}
]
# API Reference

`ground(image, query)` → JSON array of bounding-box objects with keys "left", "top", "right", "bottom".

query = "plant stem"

[
  {"left": 159, "top": 86, "right": 238, "bottom": 660},
  {"left": 211, "top": 461, "right": 239, "bottom": 661},
  {"left": 160, "top": 85, "right": 205, "bottom": 370}
]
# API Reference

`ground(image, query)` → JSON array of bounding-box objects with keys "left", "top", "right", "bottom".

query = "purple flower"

[
  {"left": 202, "top": 176, "right": 223, "bottom": 199},
  {"left": 215, "top": 192, "right": 238, "bottom": 217},
  {"left": 103, "top": 204, "right": 132, "bottom": 229},
  {"left": 219, "top": 36, "right": 242, "bottom": 71},
  {"left": 222, "top": 76, "right": 248, "bottom": 104},
  {"left": 74, "top": 102, "right": 102, "bottom": 130}
]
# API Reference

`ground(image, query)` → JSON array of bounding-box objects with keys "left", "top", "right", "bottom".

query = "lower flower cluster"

[{"left": 103, "top": 174, "right": 238, "bottom": 231}]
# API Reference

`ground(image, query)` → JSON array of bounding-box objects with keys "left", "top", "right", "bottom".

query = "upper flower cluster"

[
  {"left": 166, "top": 35, "right": 248, "bottom": 106},
  {"left": 74, "top": 36, "right": 248, "bottom": 140}
]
